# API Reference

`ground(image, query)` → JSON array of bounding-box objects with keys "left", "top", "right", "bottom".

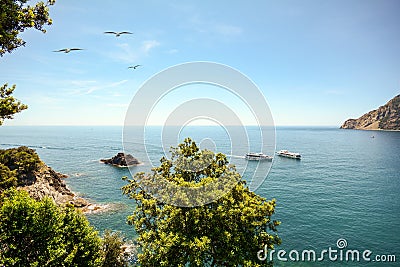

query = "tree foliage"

[
  {"left": 0, "top": 189, "right": 103, "bottom": 266},
  {"left": 0, "top": 146, "right": 41, "bottom": 193},
  {"left": 0, "top": 0, "right": 54, "bottom": 123},
  {"left": 0, "top": 164, "right": 17, "bottom": 194},
  {"left": 0, "top": 149, "right": 133, "bottom": 266},
  {"left": 101, "top": 230, "right": 134, "bottom": 267},
  {"left": 0, "top": 0, "right": 55, "bottom": 56},
  {"left": 122, "top": 138, "right": 281, "bottom": 267},
  {"left": 0, "top": 84, "right": 28, "bottom": 125},
  {"left": 0, "top": 146, "right": 41, "bottom": 175}
]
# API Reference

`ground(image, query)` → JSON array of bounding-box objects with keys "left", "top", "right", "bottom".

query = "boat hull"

[
  {"left": 245, "top": 153, "right": 273, "bottom": 161},
  {"left": 276, "top": 150, "right": 301, "bottom": 160},
  {"left": 277, "top": 154, "right": 301, "bottom": 159}
]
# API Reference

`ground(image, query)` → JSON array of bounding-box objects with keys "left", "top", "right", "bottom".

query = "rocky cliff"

[
  {"left": 0, "top": 146, "right": 102, "bottom": 213},
  {"left": 20, "top": 164, "right": 104, "bottom": 213},
  {"left": 341, "top": 94, "right": 400, "bottom": 130}
]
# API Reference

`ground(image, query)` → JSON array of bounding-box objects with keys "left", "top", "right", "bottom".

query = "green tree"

[
  {"left": 0, "top": 164, "right": 17, "bottom": 194},
  {"left": 0, "top": 189, "right": 103, "bottom": 266},
  {"left": 0, "top": 146, "right": 41, "bottom": 194},
  {"left": 0, "top": 84, "right": 28, "bottom": 125},
  {"left": 122, "top": 138, "right": 281, "bottom": 267},
  {"left": 101, "top": 230, "right": 132, "bottom": 267},
  {"left": 0, "top": 0, "right": 55, "bottom": 123},
  {"left": 0, "top": 146, "right": 41, "bottom": 176},
  {"left": 0, "top": 0, "right": 55, "bottom": 56}
]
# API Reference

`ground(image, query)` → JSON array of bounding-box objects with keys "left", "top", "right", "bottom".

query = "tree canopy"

[
  {"left": 0, "top": 146, "right": 41, "bottom": 194},
  {"left": 0, "top": 189, "right": 103, "bottom": 266},
  {"left": 0, "top": 0, "right": 55, "bottom": 124},
  {"left": 0, "top": 149, "right": 135, "bottom": 266},
  {"left": 0, "top": 84, "right": 28, "bottom": 125},
  {"left": 0, "top": 146, "right": 41, "bottom": 176},
  {"left": 0, "top": 0, "right": 55, "bottom": 56},
  {"left": 122, "top": 138, "right": 281, "bottom": 266},
  {"left": 101, "top": 230, "right": 134, "bottom": 267},
  {"left": 0, "top": 164, "right": 17, "bottom": 194}
]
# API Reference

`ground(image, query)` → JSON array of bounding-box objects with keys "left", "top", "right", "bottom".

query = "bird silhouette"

[
  {"left": 128, "top": 65, "right": 141, "bottom": 70},
  {"left": 53, "top": 48, "right": 84, "bottom": 53},
  {"left": 104, "top": 31, "right": 133, "bottom": 37}
]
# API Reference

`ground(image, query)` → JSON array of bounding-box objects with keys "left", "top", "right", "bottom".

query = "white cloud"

[
  {"left": 166, "top": 49, "right": 179, "bottom": 54},
  {"left": 70, "top": 80, "right": 97, "bottom": 87},
  {"left": 66, "top": 79, "right": 129, "bottom": 95},
  {"left": 142, "top": 40, "right": 160, "bottom": 54},
  {"left": 109, "top": 40, "right": 160, "bottom": 63},
  {"left": 26, "top": 95, "right": 61, "bottom": 106},
  {"left": 114, "top": 43, "right": 138, "bottom": 63}
]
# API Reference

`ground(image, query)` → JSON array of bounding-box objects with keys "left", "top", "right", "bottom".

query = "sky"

[{"left": 1, "top": 0, "right": 399, "bottom": 126}]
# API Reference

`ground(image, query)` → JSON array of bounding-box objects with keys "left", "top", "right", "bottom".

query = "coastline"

[
  {"left": 20, "top": 163, "right": 108, "bottom": 214},
  {"left": 340, "top": 128, "right": 400, "bottom": 132}
]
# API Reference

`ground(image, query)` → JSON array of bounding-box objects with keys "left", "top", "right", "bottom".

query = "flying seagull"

[
  {"left": 128, "top": 65, "right": 141, "bottom": 70},
  {"left": 104, "top": 31, "right": 133, "bottom": 37},
  {"left": 53, "top": 48, "right": 84, "bottom": 53}
]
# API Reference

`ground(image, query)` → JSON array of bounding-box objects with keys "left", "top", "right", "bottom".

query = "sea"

[{"left": 0, "top": 126, "right": 399, "bottom": 266}]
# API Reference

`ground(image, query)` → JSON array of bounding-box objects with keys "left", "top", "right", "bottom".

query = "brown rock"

[
  {"left": 341, "top": 94, "right": 400, "bottom": 130},
  {"left": 20, "top": 164, "right": 98, "bottom": 213},
  {"left": 100, "top": 152, "right": 140, "bottom": 167}
]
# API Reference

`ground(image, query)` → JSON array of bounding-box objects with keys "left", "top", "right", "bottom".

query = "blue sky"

[{"left": 1, "top": 0, "right": 399, "bottom": 126}]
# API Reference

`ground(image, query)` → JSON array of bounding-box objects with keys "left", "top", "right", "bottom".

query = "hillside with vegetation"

[{"left": 0, "top": 146, "right": 98, "bottom": 210}]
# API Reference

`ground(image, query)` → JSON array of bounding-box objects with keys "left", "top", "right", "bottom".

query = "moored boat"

[
  {"left": 245, "top": 152, "right": 273, "bottom": 161},
  {"left": 276, "top": 150, "right": 301, "bottom": 159}
]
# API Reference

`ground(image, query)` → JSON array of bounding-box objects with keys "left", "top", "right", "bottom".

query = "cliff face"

[
  {"left": 0, "top": 146, "right": 102, "bottom": 212},
  {"left": 21, "top": 165, "right": 79, "bottom": 206},
  {"left": 21, "top": 164, "right": 106, "bottom": 213},
  {"left": 341, "top": 95, "right": 400, "bottom": 130}
]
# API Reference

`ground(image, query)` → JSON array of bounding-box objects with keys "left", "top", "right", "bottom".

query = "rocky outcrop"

[
  {"left": 341, "top": 94, "right": 400, "bottom": 130},
  {"left": 0, "top": 146, "right": 104, "bottom": 213},
  {"left": 100, "top": 152, "right": 140, "bottom": 167},
  {"left": 21, "top": 165, "right": 103, "bottom": 213}
]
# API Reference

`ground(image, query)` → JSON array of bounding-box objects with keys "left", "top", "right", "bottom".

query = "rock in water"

[
  {"left": 100, "top": 153, "right": 140, "bottom": 167},
  {"left": 341, "top": 94, "right": 400, "bottom": 130}
]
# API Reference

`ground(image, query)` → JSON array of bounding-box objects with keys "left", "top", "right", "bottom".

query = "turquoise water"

[{"left": 1, "top": 126, "right": 399, "bottom": 266}]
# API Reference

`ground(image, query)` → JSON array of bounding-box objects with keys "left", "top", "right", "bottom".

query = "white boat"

[
  {"left": 245, "top": 152, "right": 273, "bottom": 161},
  {"left": 276, "top": 150, "right": 301, "bottom": 159}
]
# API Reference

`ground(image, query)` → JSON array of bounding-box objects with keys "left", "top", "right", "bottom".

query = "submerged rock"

[{"left": 100, "top": 152, "right": 140, "bottom": 167}]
